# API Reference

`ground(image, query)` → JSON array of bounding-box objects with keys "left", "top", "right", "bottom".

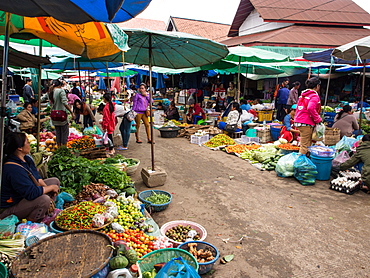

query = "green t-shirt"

[{"left": 51, "top": 88, "right": 69, "bottom": 126}]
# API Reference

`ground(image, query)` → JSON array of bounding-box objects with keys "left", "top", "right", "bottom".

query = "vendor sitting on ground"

[
  {"left": 16, "top": 102, "right": 49, "bottom": 134},
  {"left": 332, "top": 105, "right": 360, "bottom": 138},
  {"left": 279, "top": 104, "right": 300, "bottom": 143},
  {"left": 186, "top": 99, "right": 205, "bottom": 124},
  {"left": 0, "top": 132, "right": 60, "bottom": 222},
  {"left": 164, "top": 101, "right": 180, "bottom": 121},
  {"left": 218, "top": 102, "right": 242, "bottom": 133},
  {"left": 240, "top": 99, "right": 251, "bottom": 112},
  {"left": 338, "top": 134, "right": 370, "bottom": 194}
]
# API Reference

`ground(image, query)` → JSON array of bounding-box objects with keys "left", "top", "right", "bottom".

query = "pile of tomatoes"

[{"left": 104, "top": 229, "right": 157, "bottom": 258}]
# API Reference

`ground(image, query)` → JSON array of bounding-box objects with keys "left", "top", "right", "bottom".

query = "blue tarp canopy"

[
  {"left": 303, "top": 49, "right": 359, "bottom": 64},
  {"left": 336, "top": 65, "right": 370, "bottom": 72},
  {"left": 0, "top": 0, "right": 152, "bottom": 24},
  {"left": 126, "top": 67, "right": 168, "bottom": 79},
  {"left": 43, "top": 57, "right": 123, "bottom": 70}
]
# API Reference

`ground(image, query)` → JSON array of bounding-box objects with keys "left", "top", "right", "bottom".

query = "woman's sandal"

[
  {"left": 116, "top": 146, "right": 128, "bottom": 150},
  {"left": 147, "top": 140, "right": 155, "bottom": 144},
  {"left": 136, "top": 140, "right": 143, "bottom": 143}
]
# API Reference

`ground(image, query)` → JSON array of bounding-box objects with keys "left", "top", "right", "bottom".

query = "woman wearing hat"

[{"left": 279, "top": 104, "right": 300, "bottom": 143}]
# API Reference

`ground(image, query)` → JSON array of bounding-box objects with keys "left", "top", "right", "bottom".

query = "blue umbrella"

[
  {"left": 0, "top": 0, "right": 152, "bottom": 24},
  {"left": 127, "top": 67, "right": 168, "bottom": 79},
  {"left": 135, "top": 73, "right": 142, "bottom": 88},
  {"left": 336, "top": 65, "right": 370, "bottom": 72},
  {"left": 43, "top": 56, "right": 123, "bottom": 70},
  {"left": 98, "top": 76, "right": 107, "bottom": 90},
  {"left": 303, "top": 49, "right": 358, "bottom": 64},
  {"left": 156, "top": 73, "right": 165, "bottom": 89}
]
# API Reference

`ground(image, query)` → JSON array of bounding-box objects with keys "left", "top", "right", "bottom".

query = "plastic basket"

[
  {"left": 178, "top": 241, "right": 219, "bottom": 275},
  {"left": 138, "top": 248, "right": 199, "bottom": 273},
  {"left": 241, "top": 135, "right": 260, "bottom": 144},
  {"left": 138, "top": 190, "right": 172, "bottom": 212},
  {"left": 256, "top": 110, "right": 273, "bottom": 122},
  {"left": 308, "top": 146, "right": 336, "bottom": 157},
  {"left": 49, "top": 221, "right": 65, "bottom": 234},
  {"left": 160, "top": 220, "right": 207, "bottom": 247},
  {"left": 190, "top": 134, "right": 209, "bottom": 145},
  {"left": 158, "top": 127, "right": 180, "bottom": 138}
]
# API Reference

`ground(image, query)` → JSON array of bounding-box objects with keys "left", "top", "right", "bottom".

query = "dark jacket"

[
  {"left": 1, "top": 155, "right": 43, "bottom": 208},
  {"left": 277, "top": 88, "right": 290, "bottom": 105},
  {"left": 340, "top": 141, "right": 370, "bottom": 186}
]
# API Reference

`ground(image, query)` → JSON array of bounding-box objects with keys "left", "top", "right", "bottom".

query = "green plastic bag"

[
  {"left": 93, "top": 125, "right": 103, "bottom": 136},
  {"left": 0, "top": 215, "right": 19, "bottom": 235}
]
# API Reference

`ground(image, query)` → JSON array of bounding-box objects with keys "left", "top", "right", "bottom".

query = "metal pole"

[
  {"left": 106, "top": 62, "right": 109, "bottom": 92},
  {"left": 359, "top": 60, "right": 366, "bottom": 134},
  {"left": 322, "top": 63, "right": 333, "bottom": 117},
  {"left": 36, "top": 39, "right": 43, "bottom": 152},
  {"left": 0, "top": 13, "right": 11, "bottom": 198},
  {"left": 149, "top": 34, "right": 155, "bottom": 170},
  {"left": 237, "top": 57, "right": 241, "bottom": 102}
]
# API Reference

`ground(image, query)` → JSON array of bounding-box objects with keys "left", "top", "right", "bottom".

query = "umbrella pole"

[
  {"left": 36, "top": 39, "right": 43, "bottom": 152},
  {"left": 78, "top": 62, "right": 82, "bottom": 90},
  {"left": 322, "top": 63, "right": 333, "bottom": 117},
  {"left": 237, "top": 57, "right": 241, "bottom": 102},
  {"left": 360, "top": 60, "right": 366, "bottom": 134},
  {"left": 0, "top": 12, "right": 11, "bottom": 201},
  {"left": 149, "top": 34, "right": 155, "bottom": 170},
  {"left": 106, "top": 62, "right": 109, "bottom": 92}
]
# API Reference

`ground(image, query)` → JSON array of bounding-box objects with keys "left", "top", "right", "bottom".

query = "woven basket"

[
  {"left": 160, "top": 220, "right": 207, "bottom": 247},
  {"left": 11, "top": 230, "right": 113, "bottom": 278},
  {"left": 55, "top": 205, "right": 112, "bottom": 231},
  {"left": 138, "top": 190, "right": 172, "bottom": 212},
  {"left": 178, "top": 241, "right": 220, "bottom": 275},
  {"left": 138, "top": 248, "right": 198, "bottom": 273},
  {"left": 125, "top": 158, "right": 140, "bottom": 176}
]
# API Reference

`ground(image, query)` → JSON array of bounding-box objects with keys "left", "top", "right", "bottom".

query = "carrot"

[{"left": 278, "top": 143, "right": 300, "bottom": 151}]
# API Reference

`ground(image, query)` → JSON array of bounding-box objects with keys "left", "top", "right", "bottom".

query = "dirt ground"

[{"left": 114, "top": 127, "right": 370, "bottom": 278}]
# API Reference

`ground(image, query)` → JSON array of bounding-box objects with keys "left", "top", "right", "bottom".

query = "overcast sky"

[{"left": 138, "top": 0, "right": 370, "bottom": 25}]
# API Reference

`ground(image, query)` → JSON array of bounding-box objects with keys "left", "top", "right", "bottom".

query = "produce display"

[
  {"left": 277, "top": 143, "right": 300, "bottom": 151},
  {"left": 39, "top": 132, "right": 55, "bottom": 142},
  {"left": 105, "top": 229, "right": 156, "bottom": 258},
  {"left": 68, "top": 183, "right": 114, "bottom": 204},
  {"left": 204, "top": 134, "right": 235, "bottom": 148},
  {"left": 186, "top": 242, "right": 214, "bottom": 263},
  {"left": 55, "top": 201, "right": 107, "bottom": 230},
  {"left": 225, "top": 144, "right": 261, "bottom": 154},
  {"left": 43, "top": 138, "right": 58, "bottom": 152},
  {"left": 145, "top": 191, "right": 171, "bottom": 204},
  {"left": 67, "top": 133, "right": 83, "bottom": 142},
  {"left": 48, "top": 147, "right": 133, "bottom": 195},
  {"left": 66, "top": 135, "right": 96, "bottom": 150},
  {"left": 164, "top": 225, "right": 200, "bottom": 243}
]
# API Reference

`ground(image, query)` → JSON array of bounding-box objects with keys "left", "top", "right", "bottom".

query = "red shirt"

[{"left": 101, "top": 103, "right": 117, "bottom": 134}]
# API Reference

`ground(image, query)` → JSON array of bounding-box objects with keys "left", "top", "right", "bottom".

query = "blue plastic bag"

[
  {"left": 0, "top": 215, "right": 19, "bottom": 235},
  {"left": 155, "top": 257, "right": 201, "bottom": 278},
  {"left": 293, "top": 154, "right": 318, "bottom": 185},
  {"left": 55, "top": 192, "right": 75, "bottom": 210},
  {"left": 130, "top": 121, "right": 137, "bottom": 133}
]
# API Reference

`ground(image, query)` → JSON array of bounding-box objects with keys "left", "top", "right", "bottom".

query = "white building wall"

[{"left": 239, "top": 10, "right": 293, "bottom": 36}]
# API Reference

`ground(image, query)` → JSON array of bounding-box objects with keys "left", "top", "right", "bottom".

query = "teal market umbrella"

[
  {"left": 216, "top": 62, "right": 284, "bottom": 75},
  {"left": 117, "top": 27, "right": 229, "bottom": 170},
  {"left": 224, "top": 46, "right": 291, "bottom": 100}
]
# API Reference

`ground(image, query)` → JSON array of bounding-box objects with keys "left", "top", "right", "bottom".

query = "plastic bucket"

[
  {"left": 270, "top": 125, "right": 282, "bottom": 141},
  {"left": 310, "top": 154, "right": 333, "bottom": 181}
]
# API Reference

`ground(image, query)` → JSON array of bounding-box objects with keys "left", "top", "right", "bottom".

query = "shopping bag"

[
  {"left": 130, "top": 120, "right": 137, "bottom": 133},
  {"left": 0, "top": 215, "right": 19, "bottom": 236},
  {"left": 103, "top": 132, "right": 109, "bottom": 145},
  {"left": 334, "top": 136, "right": 357, "bottom": 152},
  {"left": 293, "top": 154, "right": 318, "bottom": 185},
  {"left": 312, "top": 123, "right": 325, "bottom": 141},
  {"left": 155, "top": 257, "right": 201, "bottom": 278},
  {"left": 275, "top": 152, "right": 300, "bottom": 177},
  {"left": 93, "top": 125, "right": 103, "bottom": 136},
  {"left": 332, "top": 151, "right": 350, "bottom": 167}
]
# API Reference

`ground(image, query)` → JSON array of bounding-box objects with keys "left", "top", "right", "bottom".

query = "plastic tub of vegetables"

[
  {"left": 123, "top": 158, "right": 140, "bottom": 176},
  {"left": 138, "top": 190, "right": 172, "bottom": 212}
]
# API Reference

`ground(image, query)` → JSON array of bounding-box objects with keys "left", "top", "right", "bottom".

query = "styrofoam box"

[
  {"left": 241, "top": 135, "right": 260, "bottom": 144},
  {"left": 190, "top": 134, "right": 210, "bottom": 145}
]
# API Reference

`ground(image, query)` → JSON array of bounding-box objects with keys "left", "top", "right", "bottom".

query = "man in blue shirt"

[
  {"left": 240, "top": 99, "right": 251, "bottom": 111},
  {"left": 276, "top": 85, "right": 290, "bottom": 121}
]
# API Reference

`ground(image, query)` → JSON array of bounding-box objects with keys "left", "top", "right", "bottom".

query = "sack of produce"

[
  {"left": 92, "top": 214, "right": 106, "bottom": 228},
  {"left": 293, "top": 155, "right": 318, "bottom": 185},
  {"left": 275, "top": 152, "right": 300, "bottom": 177},
  {"left": 332, "top": 151, "right": 350, "bottom": 167}
]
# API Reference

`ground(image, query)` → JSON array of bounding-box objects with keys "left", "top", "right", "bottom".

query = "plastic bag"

[
  {"left": 83, "top": 127, "right": 95, "bottom": 135},
  {"left": 293, "top": 154, "right": 318, "bottom": 185},
  {"left": 41, "top": 209, "right": 62, "bottom": 226},
  {"left": 155, "top": 257, "right": 201, "bottom": 278},
  {"left": 94, "top": 125, "right": 103, "bottom": 136},
  {"left": 130, "top": 121, "right": 137, "bottom": 133},
  {"left": 335, "top": 136, "right": 356, "bottom": 152},
  {"left": 92, "top": 214, "right": 105, "bottom": 228},
  {"left": 312, "top": 123, "right": 325, "bottom": 141},
  {"left": 275, "top": 152, "right": 300, "bottom": 177},
  {"left": 332, "top": 151, "right": 350, "bottom": 167},
  {"left": 55, "top": 192, "right": 75, "bottom": 210},
  {"left": 0, "top": 215, "right": 19, "bottom": 236}
]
